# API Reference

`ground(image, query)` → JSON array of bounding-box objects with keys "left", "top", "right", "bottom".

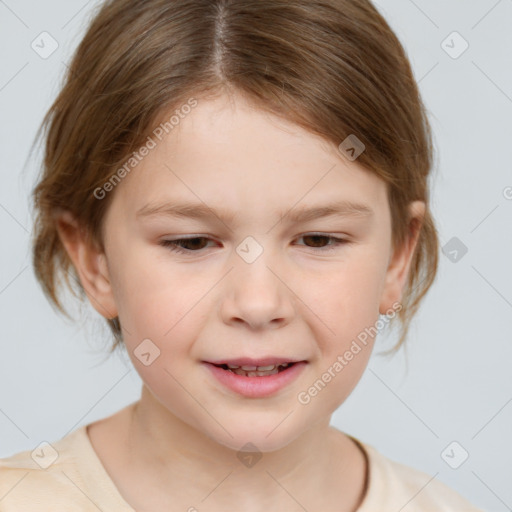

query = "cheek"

[
  {"left": 109, "top": 242, "right": 202, "bottom": 332},
  {"left": 297, "top": 251, "right": 387, "bottom": 347}
]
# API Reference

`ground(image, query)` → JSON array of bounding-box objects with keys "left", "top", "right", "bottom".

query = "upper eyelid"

[{"left": 163, "top": 232, "right": 348, "bottom": 241}]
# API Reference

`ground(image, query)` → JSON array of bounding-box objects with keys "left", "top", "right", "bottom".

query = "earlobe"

[
  {"left": 55, "top": 210, "right": 118, "bottom": 320},
  {"left": 379, "top": 201, "right": 425, "bottom": 315}
]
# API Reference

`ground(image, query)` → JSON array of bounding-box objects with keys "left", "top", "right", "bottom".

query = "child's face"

[{"left": 78, "top": 93, "right": 421, "bottom": 452}]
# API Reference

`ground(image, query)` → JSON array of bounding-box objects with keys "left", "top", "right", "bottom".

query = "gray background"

[{"left": 1, "top": 1, "right": 511, "bottom": 510}]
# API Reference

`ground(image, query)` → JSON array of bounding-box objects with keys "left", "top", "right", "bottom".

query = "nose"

[{"left": 219, "top": 245, "right": 295, "bottom": 331}]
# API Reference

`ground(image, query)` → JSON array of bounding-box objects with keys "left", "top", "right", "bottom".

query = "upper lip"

[{"left": 205, "top": 357, "right": 306, "bottom": 367}]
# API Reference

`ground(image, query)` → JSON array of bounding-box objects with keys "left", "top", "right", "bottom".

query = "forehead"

[{"left": 109, "top": 93, "right": 387, "bottom": 222}]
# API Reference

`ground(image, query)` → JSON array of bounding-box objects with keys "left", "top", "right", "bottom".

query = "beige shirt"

[{"left": 0, "top": 425, "right": 482, "bottom": 511}]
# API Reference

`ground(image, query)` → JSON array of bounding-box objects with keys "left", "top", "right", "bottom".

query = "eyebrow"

[{"left": 136, "top": 199, "right": 374, "bottom": 225}]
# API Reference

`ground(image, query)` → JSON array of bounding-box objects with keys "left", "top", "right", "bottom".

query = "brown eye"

[
  {"left": 296, "top": 234, "right": 348, "bottom": 252},
  {"left": 160, "top": 237, "right": 213, "bottom": 254}
]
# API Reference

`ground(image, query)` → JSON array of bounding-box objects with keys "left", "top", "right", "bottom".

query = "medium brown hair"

[{"left": 30, "top": 0, "right": 439, "bottom": 355}]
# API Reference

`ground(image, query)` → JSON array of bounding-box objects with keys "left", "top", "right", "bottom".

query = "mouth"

[
  {"left": 202, "top": 359, "right": 308, "bottom": 398},
  {"left": 210, "top": 361, "right": 298, "bottom": 377}
]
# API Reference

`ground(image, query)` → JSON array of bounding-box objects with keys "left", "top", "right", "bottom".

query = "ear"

[
  {"left": 55, "top": 210, "right": 118, "bottom": 321},
  {"left": 379, "top": 200, "right": 425, "bottom": 315}
]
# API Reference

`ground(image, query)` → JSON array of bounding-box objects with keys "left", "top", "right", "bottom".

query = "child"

[{"left": 0, "top": 0, "right": 482, "bottom": 510}]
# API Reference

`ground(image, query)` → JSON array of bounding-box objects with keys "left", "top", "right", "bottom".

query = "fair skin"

[{"left": 56, "top": 91, "right": 424, "bottom": 512}]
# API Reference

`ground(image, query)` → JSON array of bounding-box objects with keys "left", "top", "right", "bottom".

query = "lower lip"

[{"left": 202, "top": 362, "right": 307, "bottom": 398}]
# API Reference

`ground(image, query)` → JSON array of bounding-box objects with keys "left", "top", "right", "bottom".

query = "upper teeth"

[{"left": 227, "top": 363, "right": 290, "bottom": 371}]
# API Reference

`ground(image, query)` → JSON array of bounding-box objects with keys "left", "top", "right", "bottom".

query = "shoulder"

[
  {"left": 0, "top": 426, "right": 102, "bottom": 511},
  {"left": 354, "top": 438, "right": 483, "bottom": 512}
]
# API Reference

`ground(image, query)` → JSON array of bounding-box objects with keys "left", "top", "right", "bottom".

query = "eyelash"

[{"left": 159, "top": 234, "right": 349, "bottom": 255}]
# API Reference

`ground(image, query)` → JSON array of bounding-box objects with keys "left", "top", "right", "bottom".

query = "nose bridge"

[
  {"left": 233, "top": 234, "right": 281, "bottom": 292},
  {"left": 220, "top": 235, "right": 294, "bottom": 328}
]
